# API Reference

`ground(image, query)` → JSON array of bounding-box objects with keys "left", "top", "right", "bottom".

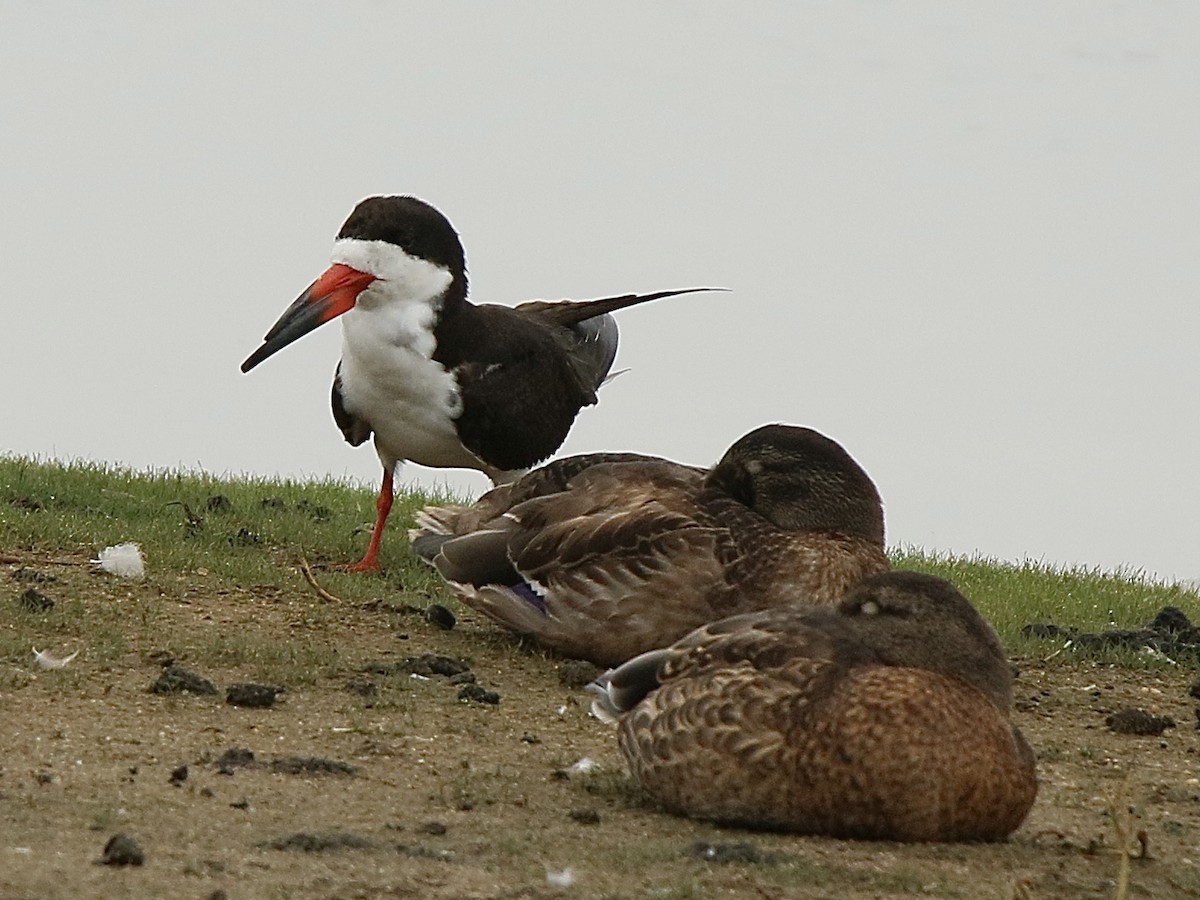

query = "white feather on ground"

[
  {"left": 33, "top": 647, "right": 80, "bottom": 669},
  {"left": 93, "top": 542, "right": 145, "bottom": 579},
  {"left": 545, "top": 867, "right": 576, "bottom": 888}
]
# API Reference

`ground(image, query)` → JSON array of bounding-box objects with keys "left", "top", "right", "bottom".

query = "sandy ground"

[{"left": 2, "top": 551, "right": 1199, "bottom": 900}]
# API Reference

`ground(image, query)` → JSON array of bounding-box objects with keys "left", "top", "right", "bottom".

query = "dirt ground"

[{"left": 2, "top": 550, "right": 1199, "bottom": 900}]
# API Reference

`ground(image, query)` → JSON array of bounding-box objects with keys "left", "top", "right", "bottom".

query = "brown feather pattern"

[{"left": 599, "top": 571, "right": 1038, "bottom": 842}]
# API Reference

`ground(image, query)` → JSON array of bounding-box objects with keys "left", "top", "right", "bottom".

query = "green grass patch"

[
  {"left": 0, "top": 453, "right": 455, "bottom": 599},
  {"left": 891, "top": 546, "right": 1199, "bottom": 653},
  {"left": 2, "top": 454, "right": 1195, "bottom": 673}
]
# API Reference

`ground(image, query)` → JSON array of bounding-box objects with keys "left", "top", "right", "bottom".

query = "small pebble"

[
  {"left": 1106, "top": 708, "right": 1176, "bottom": 736},
  {"left": 19, "top": 588, "right": 54, "bottom": 612},
  {"left": 100, "top": 833, "right": 145, "bottom": 866},
  {"left": 558, "top": 659, "right": 601, "bottom": 689},
  {"left": 226, "top": 683, "right": 280, "bottom": 708},
  {"left": 457, "top": 684, "right": 500, "bottom": 705},
  {"left": 151, "top": 666, "right": 218, "bottom": 696},
  {"left": 425, "top": 603, "right": 456, "bottom": 630},
  {"left": 216, "top": 748, "right": 256, "bottom": 775},
  {"left": 231, "top": 528, "right": 261, "bottom": 546},
  {"left": 344, "top": 679, "right": 378, "bottom": 698}
]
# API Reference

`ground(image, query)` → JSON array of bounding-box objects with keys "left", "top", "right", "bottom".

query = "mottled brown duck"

[
  {"left": 590, "top": 571, "right": 1038, "bottom": 842},
  {"left": 411, "top": 424, "right": 889, "bottom": 666}
]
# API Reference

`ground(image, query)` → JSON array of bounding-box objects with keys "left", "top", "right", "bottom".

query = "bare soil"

[{"left": 2, "top": 550, "right": 1199, "bottom": 899}]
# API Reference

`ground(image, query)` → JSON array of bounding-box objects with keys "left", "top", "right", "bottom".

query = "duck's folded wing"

[
  {"left": 461, "top": 503, "right": 728, "bottom": 666},
  {"left": 410, "top": 455, "right": 700, "bottom": 543}
]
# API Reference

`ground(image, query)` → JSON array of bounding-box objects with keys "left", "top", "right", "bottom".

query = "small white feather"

[
  {"left": 93, "top": 542, "right": 145, "bottom": 579},
  {"left": 545, "top": 866, "right": 576, "bottom": 888},
  {"left": 568, "top": 757, "right": 598, "bottom": 774},
  {"left": 33, "top": 647, "right": 80, "bottom": 669}
]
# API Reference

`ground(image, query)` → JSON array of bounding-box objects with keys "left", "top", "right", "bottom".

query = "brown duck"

[
  {"left": 590, "top": 570, "right": 1038, "bottom": 842},
  {"left": 410, "top": 424, "right": 889, "bottom": 666}
]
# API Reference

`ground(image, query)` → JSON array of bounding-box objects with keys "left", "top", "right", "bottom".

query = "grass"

[
  {"left": 1, "top": 453, "right": 1196, "bottom": 669},
  {"left": 890, "top": 546, "right": 1200, "bottom": 662},
  {"left": 0, "top": 453, "right": 453, "bottom": 600}
]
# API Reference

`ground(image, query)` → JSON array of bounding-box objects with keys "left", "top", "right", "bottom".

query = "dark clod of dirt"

[
  {"left": 558, "top": 659, "right": 602, "bottom": 688},
  {"left": 296, "top": 499, "right": 332, "bottom": 520},
  {"left": 260, "top": 832, "right": 375, "bottom": 852},
  {"left": 1149, "top": 606, "right": 1191, "bottom": 633},
  {"left": 1188, "top": 677, "right": 1200, "bottom": 701},
  {"left": 1021, "top": 623, "right": 1066, "bottom": 640},
  {"left": 405, "top": 654, "right": 471, "bottom": 677},
  {"left": 447, "top": 671, "right": 476, "bottom": 685},
  {"left": 396, "top": 843, "right": 456, "bottom": 862},
  {"left": 226, "top": 683, "right": 280, "bottom": 708},
  {"left": 11, "top": 496, "right": 44, "bottom": 511},
  {"left": 345, "top": 679, "right": 378, "bottom": 698},
  {"left": 214, "top": 748, "right": 355, "bottom": 777},
  {"left": 99, "top": 833, "right": 145, "bottom": 866},
  {"left": 425, "top": 603, "right": 456, "bottom": 630},
  {"left": 150, "top": 665, "right": 219, "bottom": 696},
  {"left": 457, "top": 684, "right": 500, "bottom": 705},
  {"left": 418, "top": 821, "right": 447, "bottom": 835},
  {"left": 170, "top": 501, "right": 204, "bottom": 535},
  {"left": 205, "top": 494, "right": 233, "bottom": 513},
  {"left": 688, "top": 842, "right": 782, "bottom": 865},
  {"left": 12, "top": 567, "right": 55, "bottom": 583},
  {"left": 18, "top": 587, "right": 54, "bottom": 612},
  {"left": 368, "top": 654, "right": 472, "bottom": 678},
  {"left": 216, "top": 748, "right": 256, "bottom": 775},
  {"left": 231, "top": 527, "right": 261, "bottom": 546},
  {"left": 169, "top": 765, "right": 188, "bottom": 786},
  {"left": 1106, "top": 708, "right": 1177, "bottom": 736},
  {"left": 269, "top": 756, "right": 357, "bottom": 776},
  {"left": 569, "top": 808, "right": 601, "bottom": 825},
  {"left": 1023, "top": 605, "right": 1200, "bottom": 660}
]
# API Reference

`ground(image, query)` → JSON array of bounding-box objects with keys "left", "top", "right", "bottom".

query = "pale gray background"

[{"left": 3, "top": 2, "right": 1197, "bottom": 583}]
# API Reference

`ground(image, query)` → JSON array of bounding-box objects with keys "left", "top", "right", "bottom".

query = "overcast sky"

[{"left": 2, "top": 2, "right": 1197, "bottom": 584}]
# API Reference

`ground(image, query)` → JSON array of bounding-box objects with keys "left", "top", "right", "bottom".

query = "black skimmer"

[{"left": 241, "top": 195, "right": 716, "bottom": 572}]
